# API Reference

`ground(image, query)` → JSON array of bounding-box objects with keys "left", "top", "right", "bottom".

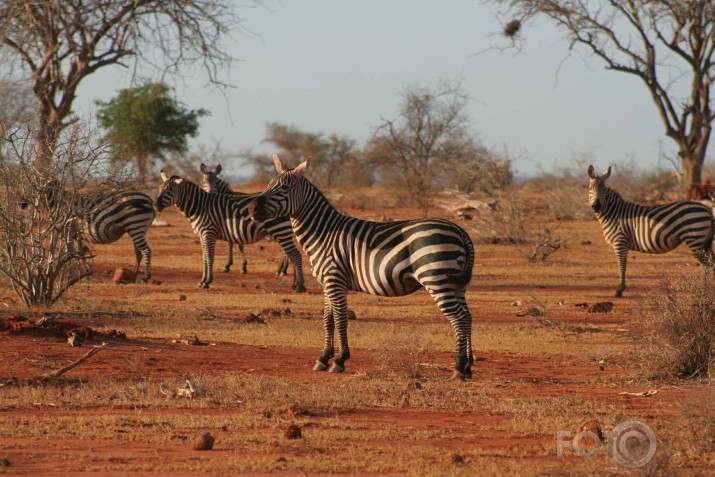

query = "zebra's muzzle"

[{"left": 591, "top": 200, "right": 601, "bottom": 213}]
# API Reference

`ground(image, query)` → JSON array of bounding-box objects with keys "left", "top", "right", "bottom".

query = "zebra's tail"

[{"left": 448, "top": 230, "right": 475, "bottom": 288}]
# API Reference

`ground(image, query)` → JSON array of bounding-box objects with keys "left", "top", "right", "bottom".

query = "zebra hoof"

[
  {"left": 451, "top": 370, "right": 471, "bottom": 381},
  {"left": 277, "top": 271, "right": 288, "bottom": 277},
  {"left": 292, "top": 285, "right": 306, "bottom": 293},
  {"left": 614, "top": 291, "right": 623, "bottom": 298},
  {"left": 313, "top": 360, "right": 329, "bottom": 372},
  {"left": 328, "top": 363, "right": 345, "bottom": 373},
  {"left": 198, "top": 283, "right": 209, "bottom": 289},
  {"left": 221, "top": 268, "right": 230, "bottom": 273}
]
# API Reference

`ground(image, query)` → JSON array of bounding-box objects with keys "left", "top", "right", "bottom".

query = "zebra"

[
  {"left": 588, "top": 165, "right": 715, "bottom": 297},
  {"left": 44, "top": 182, "right": 155, "bottom": 282},
  {"left": 248, "top": 155, "right": 475, "bottom": 379},
  {"left": 199, "top": 163, "right": 290, "bottom": 276},
  {"left": 155, "top": 172, "right": 305, "bottom": 292}
]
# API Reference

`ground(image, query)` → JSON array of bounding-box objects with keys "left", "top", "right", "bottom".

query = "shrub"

[{"left": 642, "top": 269, "right": 715, "bottom": 379}]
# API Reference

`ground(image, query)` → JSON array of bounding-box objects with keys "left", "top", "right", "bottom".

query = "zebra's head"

[
  {"left": 155, "top": 171, "right": 183, "bottom": 212},
  {"left": 587, "top": 165, "right": 612, "bottom": 214},
  {"left": 199, "top": 163, "right": 222, "bottom": 194},
  {"left": 248, "top": 154, "right": 311, "bottom": 222}
]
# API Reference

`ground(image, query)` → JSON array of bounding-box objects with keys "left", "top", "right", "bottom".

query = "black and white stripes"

[
  {"left": 155, "top": 172, "right": 305, "bottom": 291},
  {"left": 248, "top": 155, "right": 475, "bottom": 379},
  {"left": 588, "top": 165, "right": 715, "bottom": 297},
  {"left": 46, "top": 184, "right": 156, "bottom": 282}
]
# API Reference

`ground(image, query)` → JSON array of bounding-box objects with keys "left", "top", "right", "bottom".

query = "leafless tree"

[
  {"left": 368, "top": 81, "right": 476, "bottom": 216},
  {"left": 491, "top": 0, "right": 715, "bottom": 193},
  {"left": 0, "top": 0, "right": 242, "bottom": 172},
  {"left": 0, "top": 122, "right": 125, "bottom": 307}
]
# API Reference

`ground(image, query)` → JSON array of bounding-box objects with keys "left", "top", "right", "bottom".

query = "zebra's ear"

[
  {"left": 200, "top": 163, "right": 208, "bottom": 174},
  {"left": 160, "top": 170, "right": 169, "bottom": 182},
  {"left": 216, "top": 164, "right": 222, "bottom": 175},
  {"left": 602, "top": 166, "right": 612, "bottom": 180},
  {"left": 293, "top": 156, "right": 311, "bottom": 176},
  {"left": 273, "top": 154, "right": 288, "bottom": 173},
  {"left": 587, "top": 165, "right": 597, "bottom": 179}
]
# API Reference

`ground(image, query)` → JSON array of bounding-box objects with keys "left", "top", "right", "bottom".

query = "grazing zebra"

[
  {"left": 45, "top": 183, "right": 155, "bottom": 282},
  {"left": 248, "top": 155, "right": 475, "bottom": 379},
  {"left": 199, "top": 163, "right": 290, "bottom": 276},
  {"left": 588, "top": 165, "right": 715, "bottom": 297},
  {"left": 155, "top": 172, "right": 305, "bottom": 291}
]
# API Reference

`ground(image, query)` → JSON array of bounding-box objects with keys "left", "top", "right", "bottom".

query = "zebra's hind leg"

[
  {"left": 430, "top": 289, "right": 472, "bottom": 380},
  {"left": 239, "top": 243, "right": 248, "bottom": 274},
  {"left": 276, "top": 254, "right": 289, "bottom": 276},
  {"left": 139, "top": 246, "right": 151, "bottom": 283},
  {"left": 222, "top": 240, "right": 234, "bottom": 273}
]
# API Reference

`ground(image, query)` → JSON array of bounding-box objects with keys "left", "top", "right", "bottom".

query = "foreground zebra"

[
  {"left": 155, "top": 172, "right": 305, "bottom": 291},
  {"left": 248, "top": 155, "right": 475, "bottom": 379},
  {"left": 199, "top": 163, "right": 290, "bottom": 275},
  {"left": 45, "top": 183, "right": 155, "bottom": 282},
  {"left": 588, "top": 165, "right": 715, "bottom": 297}
]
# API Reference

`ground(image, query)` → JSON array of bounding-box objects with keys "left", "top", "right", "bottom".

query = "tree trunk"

[
  {"left": 136, "top": 153, "right": 149, "bottom": 184},
  {"left": 35, "top": 107, "right": 61, "bottom": 174},
  {"left": 680, "top": 152, "right": 705, "bottom": 198}
]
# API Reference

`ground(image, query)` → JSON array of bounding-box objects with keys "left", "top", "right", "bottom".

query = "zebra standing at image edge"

[
  {"left": 248, "top": 154, "right": 475, "bottom": 379},
  {"left": 588, "top": 165, "right": 715, "bottom": 297}
]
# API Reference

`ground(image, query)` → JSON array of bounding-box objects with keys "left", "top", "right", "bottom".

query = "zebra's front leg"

[
  {"left": 222, "top": 240, "right": 234, "bottom": 273},
  {"left": 614, "top": 245, "right": 628, "bottom": 298},
  {"left": 327, "top": 286, "right": 350, "bottom": 373},
  {"left": 199, "top": 235, "right": 216, "bottom": 289},
  {"left": 314, "top": 296, "right": 335, "bottom": 371}
]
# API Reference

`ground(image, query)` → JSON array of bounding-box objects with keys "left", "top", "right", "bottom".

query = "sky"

[{"left": 76, "top": 0, "right": 674, "bottom": 180}]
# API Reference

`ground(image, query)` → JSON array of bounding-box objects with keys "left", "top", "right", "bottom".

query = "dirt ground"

[{"left": 1, "top": 203, "right": 714, "bottom": 476}]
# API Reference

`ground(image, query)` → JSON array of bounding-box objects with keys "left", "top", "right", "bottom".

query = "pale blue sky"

[{"left": 76, "top": 0, "right": 674, "bottom": 179}]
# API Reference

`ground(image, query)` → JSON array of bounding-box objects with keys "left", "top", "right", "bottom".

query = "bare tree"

[
  {"left": 491, "top": 0, "right": 715, "bottom": 193},
  {"left": 0, "top": 0, "right": 241, "bottom": 171},
  {"left": 368, "top": 81, "right": 477, "bottom": 215},
  {"left": 0, "top": 122, "right": 123, "bottom": 307}
]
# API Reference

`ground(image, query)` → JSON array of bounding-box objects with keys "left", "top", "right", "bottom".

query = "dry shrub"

[
  {"left": 641, "top": 269, "right": 715, "bottom": 379},
  {"left": 371, "top": 327, "right": 427, "bottom": 378},
  {"left": 469, "top": 188, "right": 526, "bottom": 244}
]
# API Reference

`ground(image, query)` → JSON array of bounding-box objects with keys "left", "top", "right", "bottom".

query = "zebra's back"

[{"left": 600, "top": 200, "right": 714, "bottom": 253}]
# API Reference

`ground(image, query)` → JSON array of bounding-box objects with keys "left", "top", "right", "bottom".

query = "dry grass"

[{"left": 1, "top": 184, "right": 715, "bottom": 475}]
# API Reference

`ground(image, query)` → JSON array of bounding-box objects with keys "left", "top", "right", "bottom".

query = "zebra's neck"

[
  {"left": 215, "top": 178, "right": 233, "bottom": 194},
  {"left": 291, "top": 179, "right": 346, "bottom": 246},
  {"left": 597, "top": 187, "right": 642, "bottom": 219},
  {"left": 175, "top": 181, "right": 208, "bottom": 219}
]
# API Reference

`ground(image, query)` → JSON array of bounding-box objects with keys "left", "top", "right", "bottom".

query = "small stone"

[
  {"left": 179, "top": 295, "right": 187, "bottom": 301},
  {"left": 284, "top": 424, "right": 302, "bottom": 439},
  {"left": 574, "top": 420, "right": 603, "bottom": 451},
  {"left": 192, "top": 432, "right": 214, "bottom": 451},
  {"left": 150, "top": 279, "right": 161, "bottom": 285},
  {"left": 112, "top": 268, "right": 136, "bottom": 284},
  {"left": 450, "top": 453, "right": 465, "bottom": 465},
  {"left": 0, "top": 458, "right": 11, "bottom": 467},
  {"left": 347, "top": 309, "right": 357, "bottom": 320},
  {"left": 588, "top": 302, "right": 614, "bottom": 313}
]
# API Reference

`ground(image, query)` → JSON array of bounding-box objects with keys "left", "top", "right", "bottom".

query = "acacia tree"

[
  {"left": 96, "top": 82, "right": 208, "bottom": 183},
  {"left": 0, "top": 0, "right": 238, "bottom": 171},
  {"left": 493, "top": 0, "right": 715, "bottom": 192}
]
